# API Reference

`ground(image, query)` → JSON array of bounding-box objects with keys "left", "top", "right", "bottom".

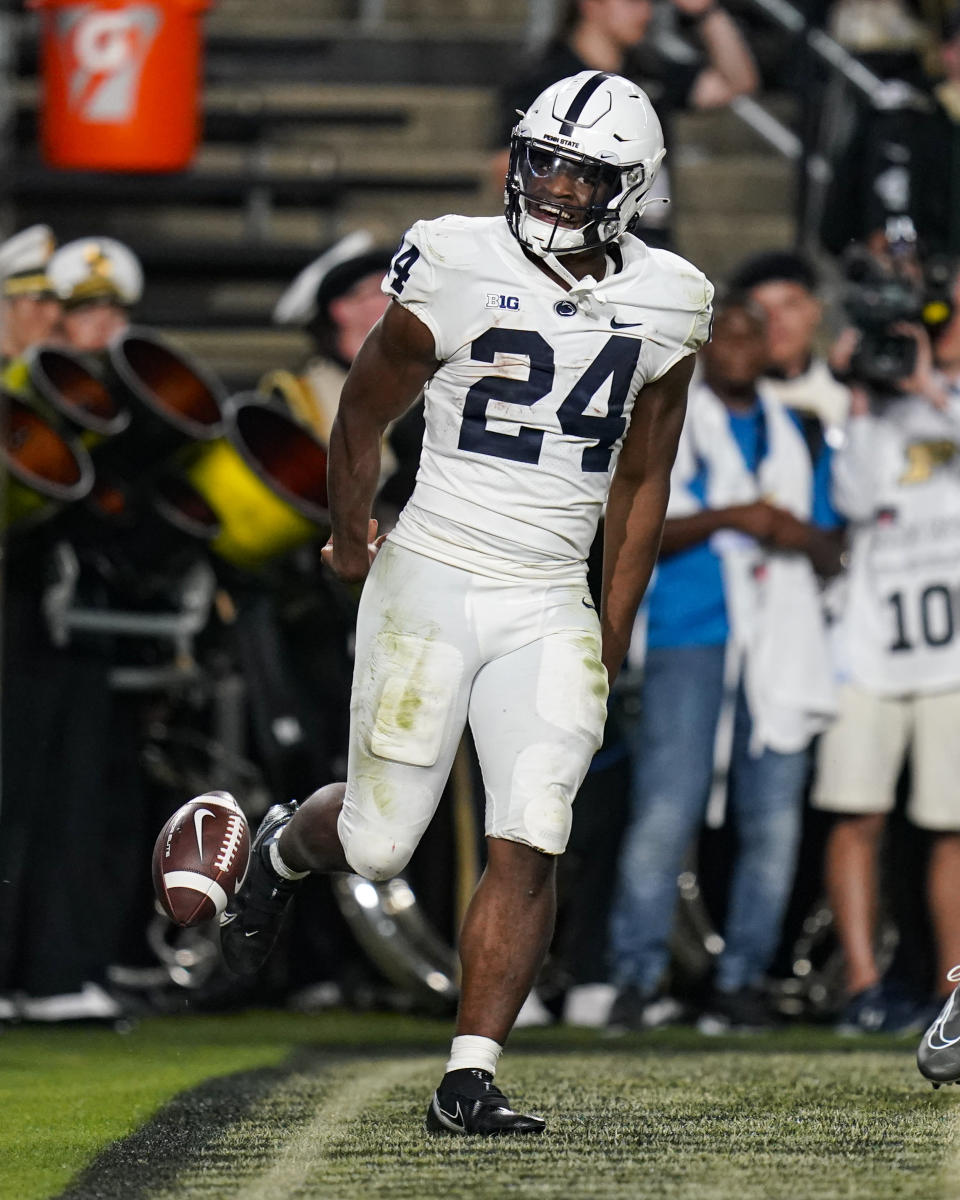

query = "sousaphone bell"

[
  {"left": 22, "top": 344, "right": 131, "bottom": 446},
  {"left": 0, "top": 391, "right": 94, "bottom": 532},
  {"left": 185, "top": 394, "right": 329, "bottom": 571},
  {"left": 64, "top": 470, "right": 221, "bottom": 588},
  {"left": 98, "top": 326, "right": 226, "bottom": 476}
]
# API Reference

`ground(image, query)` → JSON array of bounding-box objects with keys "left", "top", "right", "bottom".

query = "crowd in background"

[{"left": 2, "top": 0, "right": 960, "bottom": 1037}]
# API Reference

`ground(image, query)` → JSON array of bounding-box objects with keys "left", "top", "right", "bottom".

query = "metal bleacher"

[
  {"left": 9, "top": 1, "right": 519, "bottom": 386},
  {"left": 8, "top": 0, "right": 802, "bottom": 386}
]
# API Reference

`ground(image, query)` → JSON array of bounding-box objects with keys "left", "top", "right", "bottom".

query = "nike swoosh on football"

[
  {"left": 193, "top": 808, "right": 215, "bottom": 858},
  {"left": 610, "top": 318, "right": 643, "bottom": 329}
]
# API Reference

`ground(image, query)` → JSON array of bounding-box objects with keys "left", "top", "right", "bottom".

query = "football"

[{"left": 152, "top": 791, "right": 250, "bottom": 927}]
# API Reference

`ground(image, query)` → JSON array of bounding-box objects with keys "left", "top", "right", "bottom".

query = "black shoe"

[
  {"left": 425, "top": 1068, "right": 546, "bottom": 1136},
  {"left": 220, "top": 801, "right": 303, "bottom": 977},
  {"left": 918, "top": 970, "right": 960, "bottom": 1086},
  {"left": 607, "top": 985, "right": 685, "bottom": 1032},
  {"left": 697, "top": 985, "right": 779, "bottom": 1034},
  {"left": 837, "top": 979, "right": 929, "bottom": 1035}
]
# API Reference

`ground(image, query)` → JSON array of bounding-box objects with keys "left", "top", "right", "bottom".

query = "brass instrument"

[
  {"left": 100, "top": 326, "right": 225, "bottom": 476},
  {"left": 1, "top": 391, "right": 94, "bottom": 531},
  {"left": 23, "top": 344, "right": 131, "bottom": 444},
  {"left": 186, "top": 394, "right": 329, "bottom": 571}
]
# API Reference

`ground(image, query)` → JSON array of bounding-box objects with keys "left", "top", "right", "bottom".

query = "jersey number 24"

[{"left": 458, "top": 328, "right": 642, "bottom": 473}]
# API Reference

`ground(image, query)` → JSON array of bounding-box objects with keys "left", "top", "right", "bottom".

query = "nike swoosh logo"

[
  {"left": 244, "top": 931, "right": 259, "bottom": 938},
  {"left": 926, "top": 995, "right": 960, "bottom": 1049},
  {"left": 434, "top": 1097, "right": 465, "bottom": 1130},
  {"left": 610, "top": 319, "right": 643, "bottom": 329},
  {"left": 194, "top": 808, "right": 215, "bottom": 858},
  {"left": 582, "top": 597, "right": 597, "bottom": 612}
]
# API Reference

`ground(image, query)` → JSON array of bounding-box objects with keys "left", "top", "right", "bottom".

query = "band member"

[{"left": 48, "top": 237, "right": 143, "bottom": 352}]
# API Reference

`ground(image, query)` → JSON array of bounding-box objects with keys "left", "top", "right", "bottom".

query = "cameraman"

[{"left": 812, "top": 254, "right": 960, "bottom": 1032}]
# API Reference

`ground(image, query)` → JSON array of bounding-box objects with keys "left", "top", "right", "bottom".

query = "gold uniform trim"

[{"left": 3, "top": 273, "right": 54, "bottom": 298}]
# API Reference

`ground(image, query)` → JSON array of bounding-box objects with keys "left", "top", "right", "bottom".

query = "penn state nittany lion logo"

[{"left": 899, "top": 439, "right": 959, "bottom": 485}]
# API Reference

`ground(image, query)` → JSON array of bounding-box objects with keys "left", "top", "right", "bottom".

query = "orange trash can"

[{"left": 32, "top": 0, "right": 211, "bottom": 172}]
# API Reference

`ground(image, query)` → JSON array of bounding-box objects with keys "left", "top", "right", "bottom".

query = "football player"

[{"left": 217, "top": 71, "right": 713, "bottom": 1135}]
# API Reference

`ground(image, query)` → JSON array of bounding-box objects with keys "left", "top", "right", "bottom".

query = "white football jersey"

[
  {"left": 382, "top": 215, "right": 713, "bottom": 581},
  {"left": 833, "top": 393, "right": 960, "bottom": 694}
]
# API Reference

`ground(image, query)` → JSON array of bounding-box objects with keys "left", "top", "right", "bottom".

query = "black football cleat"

[
  {"left": 219, "top": 800, "right": 303, "bottom": 976},
  {"left": 918, "top": 969, "right": 960, "bottom": 1087},
  {"left": 425, "top": 1068, "right": 546, "bottom": 1136}
]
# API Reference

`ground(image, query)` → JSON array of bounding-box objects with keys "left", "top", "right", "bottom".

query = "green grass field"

[{"left": 2, "top": 1014, "right": 957, "bottom": 1200}]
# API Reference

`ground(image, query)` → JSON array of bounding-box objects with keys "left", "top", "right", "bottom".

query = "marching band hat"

[
  {"left": 48, "top": 237, "right": 144, "bottom": 309},
  {"left": 0, "top": 225, "right": 56, "bottom": 298},
  {"left": 273, "top": 231, "right": 393, "bottom": 328}
]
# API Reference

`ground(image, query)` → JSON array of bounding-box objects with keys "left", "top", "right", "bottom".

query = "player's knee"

[
  {"left": 490, "top": 742, "right": 582, "bottom": 854},
  {"left": 340, "top": 825, "right": 415, "bottom": 882},
  {"left": 519, "top": 790, "right": 573, "bottom": 855}
]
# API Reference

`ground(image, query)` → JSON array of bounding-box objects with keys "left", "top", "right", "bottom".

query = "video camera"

[{"left": 842, "top": 217, "right": 954, "bottom": 391}]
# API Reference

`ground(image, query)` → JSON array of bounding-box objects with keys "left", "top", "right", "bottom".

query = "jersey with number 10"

[{"left": 381, "top": 215, "right": 713, "bottom": 579}]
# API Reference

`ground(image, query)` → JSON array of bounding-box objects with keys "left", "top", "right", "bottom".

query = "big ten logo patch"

[
  {"left": 485, "top": 294, "right": 520, "bottom": 310},
  {"left": 55, "top": 5, "right": 162, "bottom": 122},
  {"left": 900, "top": 439, "right": 959, "bottom": 485}
]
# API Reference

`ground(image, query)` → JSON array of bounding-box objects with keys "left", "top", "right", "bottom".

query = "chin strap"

[
  {"left": 542, "top": 251, "right": 616, "bottom": 318},
  {"left": 636, "top": 196, "right": 670, "bottom": 218}
]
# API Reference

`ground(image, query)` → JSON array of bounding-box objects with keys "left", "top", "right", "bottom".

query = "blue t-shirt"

[{"left": 646, "top": 402, "right": 841, "bottom": 650}]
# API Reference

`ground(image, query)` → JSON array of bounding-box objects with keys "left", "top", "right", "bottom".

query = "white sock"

[
  {"left": 445, "top": 1034, "right": 502, "bottom": 1077},
  {"left": 268, "top": 838, "right": 309, "bottom": 881}
]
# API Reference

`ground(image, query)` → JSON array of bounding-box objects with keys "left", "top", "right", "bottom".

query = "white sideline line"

[{"left": 227, "top": 1057, "right": 434, "bottom": 1200}]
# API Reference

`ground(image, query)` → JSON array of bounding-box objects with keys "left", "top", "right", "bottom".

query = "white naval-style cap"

[
  {"left": 273, "top": 230, "right": 391, "bottom": 327},
  {"left": 48, "top": 237, "right": 144, "bottom": 308},
  {"left": 0, "top": 224, "right": 57, "bottom": 297}
]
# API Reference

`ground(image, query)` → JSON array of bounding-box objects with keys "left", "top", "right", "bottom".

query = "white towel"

[{"left": 668, "top": 383, "right": 837, "bottom": 754}]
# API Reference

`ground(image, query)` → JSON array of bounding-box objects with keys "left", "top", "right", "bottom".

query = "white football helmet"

[{"left": 505, "top": 71, "right": 666, "bottom": 257}]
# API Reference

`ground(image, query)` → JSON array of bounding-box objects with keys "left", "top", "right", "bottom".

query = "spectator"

[
  {"left": 48, "top": 236, "right": 143, "bottom": 351},
  {"left": 0, "top": 224, "right": 61, "bottom": 367},
  {"left": 268, "top": 232, "right": 423, "bottom": 524},
  {"left": 729, "top": 250, "right": 852, "bottom": 433},
  {"left": 812, "top": 258, "right": 960, "bottom": 1032},
  {"left": 607, "top": 295, "right": 841, "bottom": 1032},
  {"left": 490, "top": 0, "right": 759, "bottom": 246},
  {"left": 268, "top": 232, "right": 393, "bottom": 445},
  {"left": 818, "top": 6, "right": 960, "bottom": 256}
]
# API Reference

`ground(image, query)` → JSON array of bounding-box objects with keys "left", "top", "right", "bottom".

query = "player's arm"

[
  {"left": 601, "top": 355, "right": 695, "bottom": 684},
  {"left": 324, "top": 299, "right": 439, "bottom": 583}
]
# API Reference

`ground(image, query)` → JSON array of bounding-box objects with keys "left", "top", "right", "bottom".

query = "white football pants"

[{"left": 337, "top": 541, "right": 608, "bottom": 881}]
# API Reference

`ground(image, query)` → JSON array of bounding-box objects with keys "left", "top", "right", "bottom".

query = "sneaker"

[
  {"left": 697, "top": 985, "right": 778, "bottom": 1034},
  {"left": 918, "top": 967, "right": 960, "bottom": 1087},
  {"left": 20, "top": 981, "right": 124, "bottom": 1023},
  {"left": 425, "top": 1068, "right": 546, "bottom": 1136},
  {"left": 836, "top": 979, "right": 928, "bottom": 1035},
  {"left": 219, "top": 800, "right": 303, "bottom": 977},
  {"left": 607, "top": 985, "right": 685, "bottom": 1032},
  {"left": 513, "top": 989, "right": 554, "bottom": 1028},
  {"left": 563, "top": 983, "right": 617, "bottom": 1028}
]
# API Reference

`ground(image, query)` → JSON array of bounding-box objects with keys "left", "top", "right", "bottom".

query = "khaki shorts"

[{"left": 812, "top": 683, "right": 960, "bottom": 831}]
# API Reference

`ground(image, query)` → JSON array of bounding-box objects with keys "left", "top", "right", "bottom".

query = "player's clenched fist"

[{"left": 321, "top": 517, "right": 386, "bottom": 582}]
